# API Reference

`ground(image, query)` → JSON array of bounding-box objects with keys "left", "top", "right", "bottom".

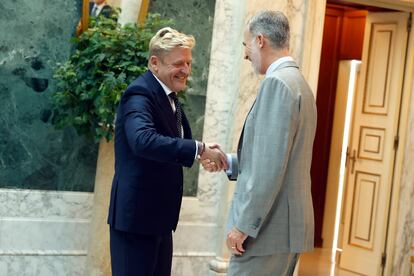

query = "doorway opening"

[{"left": 309, "top": 0, "right": 411, "bottom": 275}]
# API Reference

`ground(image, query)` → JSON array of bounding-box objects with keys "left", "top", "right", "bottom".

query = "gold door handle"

[{"left": 348, "top": 149, "right": 357, "bottom": 174}]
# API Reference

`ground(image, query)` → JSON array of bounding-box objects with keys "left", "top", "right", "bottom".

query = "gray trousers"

[{"left": 227, "top": 253, "right": 299, "bottom": 276}]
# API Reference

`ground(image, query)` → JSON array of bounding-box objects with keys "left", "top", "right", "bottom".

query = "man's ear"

[
  {"left": 257, "top": 34, "right": 265, "bottom": 48},
  {"left": 149, "top": 55, "right": 159, "bottom": 72}
]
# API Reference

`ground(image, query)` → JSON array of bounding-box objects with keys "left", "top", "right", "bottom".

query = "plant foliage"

[{"left": 52, "top": 12, "right": 173, "bottom": 142}]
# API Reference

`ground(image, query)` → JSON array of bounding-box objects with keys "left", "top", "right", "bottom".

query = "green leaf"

[{"left": 51, "top": 12, "right": 176, "bottom": 142}]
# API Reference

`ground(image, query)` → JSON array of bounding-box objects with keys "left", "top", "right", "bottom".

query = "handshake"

[{"left": 197, "top": 142, "right": 228, "bottom": 173}]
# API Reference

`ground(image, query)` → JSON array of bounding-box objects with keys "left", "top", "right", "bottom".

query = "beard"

[{"left": 251, "top": 44, "right": 262, "bottom": 74}]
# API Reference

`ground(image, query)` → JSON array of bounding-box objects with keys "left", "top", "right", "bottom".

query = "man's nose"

[{"left": 181, "top": 64, "right": 191, "bottom": 74}]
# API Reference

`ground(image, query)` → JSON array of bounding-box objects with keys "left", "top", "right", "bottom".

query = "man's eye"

[{"left": 174, "top": 62, "right": 191, "bottom": 67}]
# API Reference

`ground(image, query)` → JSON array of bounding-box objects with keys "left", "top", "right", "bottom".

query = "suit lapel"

[
  {"left": 237, "top": 99, "right": 256, "bottom": 160},
  {"left": 142, "top": 71, "right": 180, "bottom": 137},
  {"left": 181, "top": 111, "right": 192, "bottom": 139},
  {"left": 142, "top": 71, "right": 192, "bottom": 139},
  {"left": 237, "top": 60, "right": 299, "bottom": 158}
]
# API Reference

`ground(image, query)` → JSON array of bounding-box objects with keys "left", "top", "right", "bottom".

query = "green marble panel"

[
  {"left": 0, "top": 0, "right": 98, "bottom": 192},
  {"left": 149, "top": 0, "right": 216, "bottom": 196}
]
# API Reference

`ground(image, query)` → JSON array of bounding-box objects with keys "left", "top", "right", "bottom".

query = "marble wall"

[
  {"left": 0, "top": 0, "right": 98, "bottom": 192},
  {"left": 0, "top": 189, "right": 93, "bottom": 275},
  {"left": 148, "top": 0, "right": 216, "bottom": 196},
  {"left": 391, "top": 74, "right": 414, "bottom": 276}
]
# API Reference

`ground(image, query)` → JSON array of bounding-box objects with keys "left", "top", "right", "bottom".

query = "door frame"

[{"left": 302, "top": 0, "right": 414, "bottom": 275}]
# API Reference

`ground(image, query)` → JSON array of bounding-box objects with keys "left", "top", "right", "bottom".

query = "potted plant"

[{"left": 52, "top": 12, "right": 172, "bottom": 142}]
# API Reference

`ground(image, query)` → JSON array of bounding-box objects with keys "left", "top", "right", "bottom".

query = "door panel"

[
  {"left": 349, "top": 171, "right": 379, "bottom": 249},
  {"left": 339, "top": 12, "right": 409, "bottom": 275},
  {"left": 363, "top": 24, "right": 397, "bottom": 114}
]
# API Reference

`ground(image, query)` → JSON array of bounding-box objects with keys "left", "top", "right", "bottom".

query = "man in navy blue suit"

[{"left": 107, "top": 27, "right": 227, "bottom": 276}]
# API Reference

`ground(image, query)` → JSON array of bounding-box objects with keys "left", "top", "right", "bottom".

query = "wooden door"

[{"left": 339, "top": 12, "right": 409, "bottom": 275}]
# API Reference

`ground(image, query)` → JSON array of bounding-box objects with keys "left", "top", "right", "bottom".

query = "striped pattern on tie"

[{"left": 168, "top": 92, "right": 183, "bottom": 138}]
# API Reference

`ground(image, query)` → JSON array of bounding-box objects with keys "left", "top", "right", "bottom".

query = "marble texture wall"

[
  {"left": 0, "top": 189, "right": 93, "bottom": 276},
  {"left": 148, "top": 0, "right": 216, "bottom": 196},
  {"left": 118, "top": 0, "right": 142, "bottom": 25},
  {"left": 0, "top": 0, "right": 98, "bottom": 192},
  {"left": 391, "top": 78, "right": 414, "bottom": 276}
]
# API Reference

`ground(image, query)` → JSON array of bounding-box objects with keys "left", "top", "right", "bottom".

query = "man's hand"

[
  {"left": 227, "top": 227, "right": 248, "bottom": 255},
  {"left": 200, "top": 158, "right": 217, "bottom": 172},
  {"left": 200, "top": 143, "right": 228, "bottom": 172}
]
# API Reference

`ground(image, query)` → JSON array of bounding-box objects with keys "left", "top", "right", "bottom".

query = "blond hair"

[{"left": 148, "top": 27, "right": 195, "bottom": 61}]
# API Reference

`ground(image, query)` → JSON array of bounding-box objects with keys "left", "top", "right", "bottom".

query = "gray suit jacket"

[{"left": 227, "top": 60, "right": 317, "bottom": 256}]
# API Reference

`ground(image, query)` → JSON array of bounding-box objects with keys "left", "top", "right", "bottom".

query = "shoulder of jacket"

[{"left": 122, "top": 76, "right": 154, "bottom": 100}]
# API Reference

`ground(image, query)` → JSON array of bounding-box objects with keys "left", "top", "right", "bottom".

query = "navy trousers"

[{"left": 110, "top": 227, "right": 173, "bottom": 276}]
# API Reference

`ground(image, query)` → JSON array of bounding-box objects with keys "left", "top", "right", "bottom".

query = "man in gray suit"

[{"left": 203, "top": 10, "right": 317, "bottom": 275}]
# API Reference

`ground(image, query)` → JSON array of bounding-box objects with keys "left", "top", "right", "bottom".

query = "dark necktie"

[{"left": 168, "top": 92, "right": 183, "bottom": 138}]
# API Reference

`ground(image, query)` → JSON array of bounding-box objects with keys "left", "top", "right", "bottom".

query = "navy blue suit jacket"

[
  {"left": 89, "top": 2, "right": 113, "bottom": 18},
  {"left": 107, "top": 70, "right": 196, "bottom": 235}
]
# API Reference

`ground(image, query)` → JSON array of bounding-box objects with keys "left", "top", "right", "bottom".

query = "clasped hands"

[{"left": 198, "top": 143, "right": 228, "bottom": 172}]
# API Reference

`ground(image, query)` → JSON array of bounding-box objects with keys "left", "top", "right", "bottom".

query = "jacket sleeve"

[
  {"left": 234, "top": 77, "right": 299, "bottom": 238},
  {"left": 122, "top": 91, "right": 196, "bottom": 168}
]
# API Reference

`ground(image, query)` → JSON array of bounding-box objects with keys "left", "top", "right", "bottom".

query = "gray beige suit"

[{"left": 227, "top": 60, "right": 317, "bottom": 274}]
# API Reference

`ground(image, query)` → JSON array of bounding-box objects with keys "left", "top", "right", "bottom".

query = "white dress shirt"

[
  {"left": 265, "top": 56, "right": 294, "bottom": 77},
  {"left": 152, "top": 73, "right": 199, "bottom": 159}
]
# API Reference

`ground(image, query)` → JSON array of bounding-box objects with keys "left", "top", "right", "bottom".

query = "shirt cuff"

[
  {"left": 225, "top": 154, "right": 232, "bottom": 175},
  {"left": 194, "top": 141, "right": 199, "bottom": 160}
]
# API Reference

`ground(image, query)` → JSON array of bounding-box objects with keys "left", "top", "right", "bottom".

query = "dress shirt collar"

[
  {"left": 152, "top": 72, "right": 174, "bottom": 97},
  {"left": 265, "top": 56, "right": 294, "bottom": 77}
]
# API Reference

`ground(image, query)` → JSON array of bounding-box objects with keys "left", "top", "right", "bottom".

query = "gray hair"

[{"left": 248, "top": 11, "right": 290, "bottom": 50}]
